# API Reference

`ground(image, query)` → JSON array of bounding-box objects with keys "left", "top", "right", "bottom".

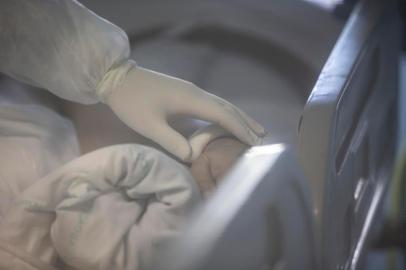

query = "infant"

[{"left": 190, "top": 137, "right": 248, "bottom": 198}]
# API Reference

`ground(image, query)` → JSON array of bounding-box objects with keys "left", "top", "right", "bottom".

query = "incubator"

[
  {"left": 0, "top": 0, "right": 400, "bottom": 269},
  {"left": 133, "top": 0, "right": 396, "bottom": 269}
]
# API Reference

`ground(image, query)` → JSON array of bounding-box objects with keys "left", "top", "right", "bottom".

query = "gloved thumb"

[
  {"left": 149, "top": 122, "right": 193, "bottom": 162},
  {"left": 188, "top": 124, "right": 230, "bottom": 161}
]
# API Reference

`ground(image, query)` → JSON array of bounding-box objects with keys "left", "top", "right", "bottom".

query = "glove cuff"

[{"left": 96, "top": 60, "right": 137, "bottom": 103}]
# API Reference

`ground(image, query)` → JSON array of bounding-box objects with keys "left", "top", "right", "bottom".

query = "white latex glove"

[{"left": 106, "top": 64, "right": 266, "bottom": 162}]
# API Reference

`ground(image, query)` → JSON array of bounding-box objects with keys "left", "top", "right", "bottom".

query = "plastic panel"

[
  {"left": 154, "top": 145, "right": 316, "bottom": 270},
  {"left": 298, "top": 0, "right": 399, "bottom": 269}
]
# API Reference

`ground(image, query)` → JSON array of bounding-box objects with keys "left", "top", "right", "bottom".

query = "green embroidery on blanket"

[
  {"left": 19, "top": 199, "right": 46, "bottom": 210},
  {"left": 69, "top": 213, "right": 89, "bottom": 247}
]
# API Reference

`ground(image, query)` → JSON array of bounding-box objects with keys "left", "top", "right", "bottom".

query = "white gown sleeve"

[{"left": 0, "top": 0, "right": 134, "bottom": 104}]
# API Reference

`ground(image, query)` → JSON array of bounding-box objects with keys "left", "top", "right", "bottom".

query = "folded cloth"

[
  {"left": 0, "top": 241, "right": 59, "bottom": 270},
  {"left": 0, "top": 145, "right": 201, "bottom": 270}
]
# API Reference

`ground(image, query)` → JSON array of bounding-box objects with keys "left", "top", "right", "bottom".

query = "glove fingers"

[
  {"left": 187, "top": 93, "right": 261, "bottom": 146},
  {"left": 232, "top": 106, "right": 266, "bottom": 137},
  {"left": 145, "top": 121, "right": 192, "bottom": 162},
  {"left": 188, "top": 124, "right": 230, "bottom": 161}
]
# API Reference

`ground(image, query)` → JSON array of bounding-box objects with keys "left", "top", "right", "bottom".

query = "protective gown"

[
  {"left": 0, "top": 1, "right": 203, "bottom": 269},
  {"left": 0, "top": 0, "right": 131, "bottom": 104}
]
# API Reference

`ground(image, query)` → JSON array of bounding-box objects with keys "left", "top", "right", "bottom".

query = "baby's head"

[{"left": 190, "top": 137, "right": 248, "bottom": 198}]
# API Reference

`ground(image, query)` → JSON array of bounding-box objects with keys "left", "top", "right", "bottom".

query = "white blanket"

[
  {"left": 0, "top": 103, "right": 80, "bottom": 222},
  {"left": 0, "top": 145, "right": 201, "bottom": 270},
  {"left": 0, "top": 145, "right": 200, "bottom": 270}
]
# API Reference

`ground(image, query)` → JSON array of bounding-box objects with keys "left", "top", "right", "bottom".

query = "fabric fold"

[{"left": 0, "top": 145, "right": 201, "bottom": 270}]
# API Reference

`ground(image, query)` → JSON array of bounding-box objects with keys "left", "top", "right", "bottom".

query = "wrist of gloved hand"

[{"left": 96, "top": 59, "right": 137, "bottom": 104}]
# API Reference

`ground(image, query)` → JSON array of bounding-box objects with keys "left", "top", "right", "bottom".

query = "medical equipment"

[
  {"left": 154, "top": 0, "right": 400, "bottom": 269},
  {"left": 299, "top": 0, "right": 399, "bottom": 268}
]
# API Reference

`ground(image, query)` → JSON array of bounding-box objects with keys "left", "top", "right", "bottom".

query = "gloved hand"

[{"left": 105, "top": 63, "right": 265, "bottom": 162}]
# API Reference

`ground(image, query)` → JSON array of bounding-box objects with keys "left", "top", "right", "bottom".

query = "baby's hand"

[{"left": 190, "top": 137, "right": 248, "bottom": 198}]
